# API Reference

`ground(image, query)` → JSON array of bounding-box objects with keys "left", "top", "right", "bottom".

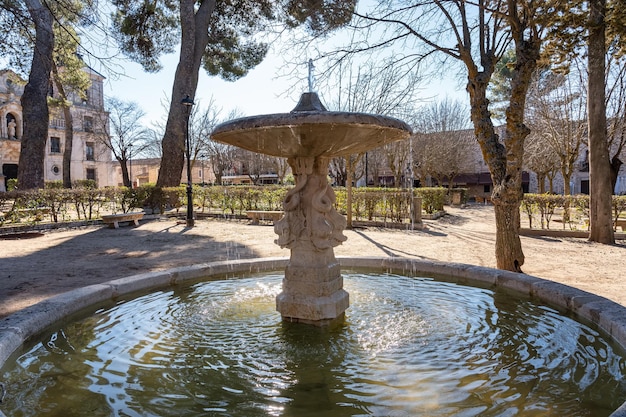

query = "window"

[
  {"left": 52, "top": 165, "right": 60, "bottom": 175},
  {"left": 483, "top": 184, "right": 491, "bottom": 193},
  {"left": 50, "top": 137, "right": 61, "bottom": 153},
  {"left": 84, "top": 116, "right": 93, "bottom": 132},
  {"left": 86, "top": 168, "right": 96, "bottom": 181},
  {"left": 86, "top": 142, "right": 95, "bottom": 161}
]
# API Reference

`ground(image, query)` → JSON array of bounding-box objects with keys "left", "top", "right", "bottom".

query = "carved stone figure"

[{"left": 7, "top": 119, "right": 16, "bottom": 139}]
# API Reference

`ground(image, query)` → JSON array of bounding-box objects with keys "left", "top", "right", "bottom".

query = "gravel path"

[{"left": 1, "top": 204, "right": 625, "bottom": 318}]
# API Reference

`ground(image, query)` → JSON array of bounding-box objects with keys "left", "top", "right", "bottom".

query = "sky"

[
  {"left": 102, "top": 42, "right": 470, "bottom": 129},
  {"left": 102, "top": 47, "right": 303, "bottom": 127}
]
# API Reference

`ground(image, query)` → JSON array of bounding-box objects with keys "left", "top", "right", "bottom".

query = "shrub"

[
  {"left": 415, "top": 187, "right": 447, "bottom": 214},
  {"left": 7, "top": 178, "right": 17, "bottom": 191}
]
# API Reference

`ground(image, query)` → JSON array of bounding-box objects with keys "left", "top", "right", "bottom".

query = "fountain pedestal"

[
  {"left": 274, "top": 156, "right": 349, "bottom": 326},
  {"left": 211, "top": 91, "right": 412, "bottom": 326}
]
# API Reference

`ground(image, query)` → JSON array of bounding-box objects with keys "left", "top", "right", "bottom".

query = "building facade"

[{"left": 0, "top": 68, "right": 115, "bottom": 190}]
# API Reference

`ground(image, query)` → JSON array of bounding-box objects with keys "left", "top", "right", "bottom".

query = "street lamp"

[
  {"left": 200, "top": 153, "right": 207, "bottom": 185},
  {"left": 128, "top": 143, "right": 133, "bottom": 188},
  {"left": 182, "top": 94, "right": 195, "bottom": 227}
]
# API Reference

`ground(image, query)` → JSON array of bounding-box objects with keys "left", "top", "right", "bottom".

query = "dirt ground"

[{"left": 1, "top": 204, "right": 625, "bottom": 319}]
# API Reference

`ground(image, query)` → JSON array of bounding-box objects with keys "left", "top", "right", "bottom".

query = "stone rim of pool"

[{"left": 1, "top": 256, "right": 626, "bottom": 417}]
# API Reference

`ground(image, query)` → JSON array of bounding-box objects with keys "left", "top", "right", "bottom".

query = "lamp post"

[
  {"left": 182, "top": 95, "right": 195, "bottom": 227},
  {"left": 128, "top": 143, "right": 133, "bottom": 188},
  {"left": 200, "top": 153, "right": 206, "bottom": 185}
]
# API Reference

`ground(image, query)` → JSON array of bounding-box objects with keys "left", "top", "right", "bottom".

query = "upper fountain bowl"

[{"left": 211, "top": 93, "right": 413, "bottom": 158}]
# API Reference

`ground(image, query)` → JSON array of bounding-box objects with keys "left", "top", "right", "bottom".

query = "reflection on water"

[{"left": 2, "top": 273, "right": 626, "bottom": 417}]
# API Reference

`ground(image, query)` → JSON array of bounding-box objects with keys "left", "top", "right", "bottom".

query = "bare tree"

[
  {"left": 329, "top": 156, "right": 348, "bottom": 186},
  {"left": 206, "top": 140, "right": 237, "bottom": 186},
  {"left": 523, "top": 132, "right": 560, "bottom": 194},
  {"left": 317, "top": 0, "right": 545, "bottom": 271},
  {"left": 270, "top": 157, "right": 290, "bottom": 184},
  {"left": 95, "top": 97, "right": 150, "bottom": 187},
  {"left": 322, "top": 58, "right": 422, "bottom": 117},
  {"left": 143, "top": 128, "right": 164, "bottom": 159},
  {"left": 365, "top": 147, "right": 386, "bottom": 186},
  {"left": 206, "top": 109, "right": 242, "bottom": 185},
  {"left": 383, "top": 141, "right": 410, "bottom": 188},
  {"left": 413, "top": 97, "right": 471, "bottom": 133},
  {"left": 606, "top": 54, "right": 626, "bottom": 191},
  {"left": 526, "top": 70, "right": 587, "bottom": 196},
  {"left": 413, "top": 130, "right": 475, "bottom": 188},
  {"left": 412, "top": 98, "right": 473, "bottom": 188},
  {"left": 322, "top": 59, "right": 421, "bottom": 190}
]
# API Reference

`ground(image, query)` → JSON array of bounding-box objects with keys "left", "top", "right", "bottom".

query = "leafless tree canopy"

[
  {"left": 412, "top": 98, "right": 474, "bottom": 188},
  {"left": 526, "top": 68, "right": 587, "bottom": 196},
  {"left": 95, "top": 97, "right": 151, "bottom": 187}
]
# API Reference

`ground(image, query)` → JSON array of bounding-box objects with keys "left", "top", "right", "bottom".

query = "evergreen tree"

[{"left": 111, "top": 0, "right": 357, "bottom": 187}]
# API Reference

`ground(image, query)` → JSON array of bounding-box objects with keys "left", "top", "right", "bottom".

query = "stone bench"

[
  {"left": 102, "top": 212, "right": 144, "bottom": 229},
  {"left": 246, "top": 210, "right": 283, "bottom": 225}
]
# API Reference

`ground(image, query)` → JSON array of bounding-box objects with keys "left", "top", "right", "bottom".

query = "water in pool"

[{"left": 1, "top": 272, "right": 625, "bottom": 416}]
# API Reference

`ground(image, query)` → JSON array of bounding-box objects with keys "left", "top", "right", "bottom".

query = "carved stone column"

[{"left": 274, "top": 156, "right": 349, "bottom": 326}]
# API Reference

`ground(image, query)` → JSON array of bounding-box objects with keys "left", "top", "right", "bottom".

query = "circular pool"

[{"left": 1, "top": 267, "right": 625, "bottom": 416}]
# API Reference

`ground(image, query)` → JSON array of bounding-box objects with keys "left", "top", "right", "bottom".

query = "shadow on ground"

[{"left": 0, "top": 222, "right": 267, "bottom": 318}]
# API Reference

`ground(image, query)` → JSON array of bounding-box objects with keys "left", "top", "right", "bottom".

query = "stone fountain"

[{"left": 212, "top": 84, "right": 412, "bottom": 326}]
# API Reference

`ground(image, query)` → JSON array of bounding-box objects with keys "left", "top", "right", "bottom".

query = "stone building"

[
  {"left": 419, "top": 126, "right": 626, "bottom": 197},
  {"left": 0, "top": 68, "right": 115, "bottom": 190},
  {"left": 113, "top": 158, "right": 218, "bottom": 188}
]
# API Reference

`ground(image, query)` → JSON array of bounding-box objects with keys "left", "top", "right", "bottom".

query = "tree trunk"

[
  {"left": 465, "top": 28, "right": 539, "bottom": 272},
  {"left": 467, "top": 73, "right": 525, "bottom": 272},
  {"left": 52, "top": 61, "right": 75, "bottom": 188},
  {"left": 346, "top": 156, "right": 353, "bottom": 228},
  {"left": 119, "top": 157, "right": 131, "bottom": 187},
  {"left": 562, "top": 166, "right": 572, "bottom": 226},
  {"left": 537, "top": 173, "right": 546, "bottom": 194},
  {"left": 587, "top": 0, "right": 614, "bottom": 243},
  {"left": 467, "top": 76, "right": 522, "bottom": 271},
  {"left": 17, "top": 0, "right": 54, "bottom": 190},
  {"left": 610, "top": 155, "right": 622, "bottom": 193},
  {"left": 61, "top": 105, "right": 74, "bottom": 188},
  {"left": 156, "top": 0, "right": 215, "bottom": 187}
]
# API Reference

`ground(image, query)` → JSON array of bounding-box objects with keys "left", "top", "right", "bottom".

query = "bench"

[
  {"left": 615, "top": 218, "right": 626, "bottom": 231},
  {"left": 102, "top": 212, "right": 144, "bottom": 229},
  {"left": 246, "top": 210, "right": 283, "bottom": 225}
]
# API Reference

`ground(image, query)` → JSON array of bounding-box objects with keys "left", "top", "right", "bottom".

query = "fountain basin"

[
  {"left": 211, "top": 112, "right": 412, "bottom": 158},
  {"left": 1, "top": 257, "right": 626, "bottom": 416}
]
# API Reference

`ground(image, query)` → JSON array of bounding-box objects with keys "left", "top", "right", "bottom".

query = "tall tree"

[
  {"left": 49, "top": 25, "right": 91, "bottom": 188},
  {"left": 1, "top": 0, "right": 99, "bottom": 189},
  {"left": 17, "top": 0, "right": 54, "bottom": 189},
  {"left": 323, "top": 0, "right": 544, "bottom": 271},
  {"left": 587, "top": 0, "right": 614, "bottom": 243},
  {"left": 112, "top": 0, "right": 357, "bottom": 187},
  {"left": 323, "top": 58, "right": 420, "bottom": 216},
  {"left": 545, "top": 0, "right": 626, "bottom": 243}
]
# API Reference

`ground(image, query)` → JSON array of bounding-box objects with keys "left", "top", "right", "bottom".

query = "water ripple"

[{"left": 2, "top": 272, "right": 625, "bottom": 417}]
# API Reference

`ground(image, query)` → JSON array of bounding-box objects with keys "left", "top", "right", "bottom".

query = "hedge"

[
  {"left": 0, "top": 185, "right": 464, "bottom": 226},
  {"left": 521, "top": 193, "right": 626, "bottom": 231}
]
